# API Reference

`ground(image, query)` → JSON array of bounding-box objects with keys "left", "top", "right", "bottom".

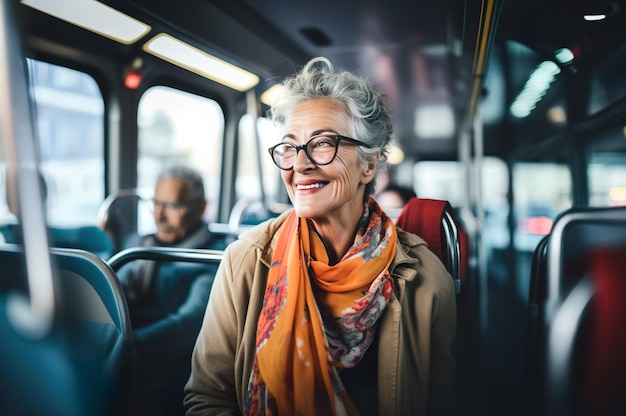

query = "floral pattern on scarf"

[{"left": 244, "top": 197, "right": 397, "bottom": 416}]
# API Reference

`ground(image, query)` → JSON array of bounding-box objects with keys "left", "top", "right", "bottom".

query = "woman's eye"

[{"left": 314, "top": 139, "right": 334, "bottom": 148}]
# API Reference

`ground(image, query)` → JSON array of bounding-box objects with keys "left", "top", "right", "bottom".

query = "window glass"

[
  {"left": 137, "top": 86, "right": 224, "bottom": 233},
  {"left": 413, "top": 157, "right": 508, "bottom": 210},
  {"left": 236, "top": 114, "right": 282, "bottom": 206},
  {"left": 413, "top": 157, "right": 509, "bottom": 248},
  {"left": 589, "top": 44, "right": 626, "bottom": 115},
  {"left": 512, "top": 162, "right": 572, "bottom": 251},
  {"left": 17, "top": 59, "right": 105, "bottom": 226},
  {"left": 587, "top": 127, "right": 626, "bottom": 207}
]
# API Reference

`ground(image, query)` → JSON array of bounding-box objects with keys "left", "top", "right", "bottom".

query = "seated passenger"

[
  {"left": 376, "top": 183, "right": 417, "bottom": 210},
  {"left": 375, "top": 183, "right": 417, "bottom": 221},
  {"left": 117, "top": 165, "right": 224, "bottom": 415}
]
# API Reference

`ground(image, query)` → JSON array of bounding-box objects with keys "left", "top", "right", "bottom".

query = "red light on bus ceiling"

[{"left": 124, "top": 70, "right": 142, "bottom": 89}]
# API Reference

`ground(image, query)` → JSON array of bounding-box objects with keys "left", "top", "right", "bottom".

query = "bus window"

[
  {"left": 589, "top": 44, "right": 626, "bottom": 115},
  {"left": 512, "top": 162, "right": 571, "bottom": 297},
  {"left": 412, "top": 160, "right": 466, "bottom": 207},
  {"left": 513, "top": 162, "right": 572, "bottom": 249},
  {"left": 412, "top": 157, "right": 508, "bottom": 214},
  {"left": 236, "top": 114, "right": 281, "bottom": 205},
  {"left": 137, "top": 86, "right": 224, "bottom": 234},
  {"left": 26, "top": 59, "right": 105, "bottom": 226},
  {"left": 588, "top": 127, "right": 626, "bottom": 207}
]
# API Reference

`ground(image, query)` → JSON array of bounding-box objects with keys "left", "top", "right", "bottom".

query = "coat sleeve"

[
  {"left": 184, "top": 243, "right": 251, "bottom": 415},
  {"left": 427, "top": 263, "right": 457, "bottom": 416}
]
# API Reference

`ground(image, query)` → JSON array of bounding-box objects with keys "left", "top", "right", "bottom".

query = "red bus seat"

[
  {"left": 545, "top": 247, "right": 626, "bottom": 415},
  {"left": 395, "top": 197, "right": 467, "bottom": 295}
]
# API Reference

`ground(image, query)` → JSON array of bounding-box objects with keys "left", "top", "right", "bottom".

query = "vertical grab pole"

[
  {"left": 472, "top": 102, "right": 488, "bottom": 331},
  {"left": 0, "top": 0, "right": 56, "bottom": 338}
]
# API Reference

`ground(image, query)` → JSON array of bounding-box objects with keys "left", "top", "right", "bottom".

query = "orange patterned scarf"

[{"left": 245, "top": 198, "right": 397, "bottom": 415}]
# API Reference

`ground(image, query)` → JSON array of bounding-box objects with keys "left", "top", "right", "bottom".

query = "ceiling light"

[
  {"left": 583, "top": 14, "right": 606, "bottom": 22},
  {"left": 143, "top": 33, "right": 259, "bottom": 91},
  {"left": 584, "top": 14, "right": 607, "bottom": 21},
  {"left": 583, "top": 1, "right": 618, "bottom": 21},
  {"left": 21, "top": 0, "right": 151, "bottom": 44},
  {"left": 260, "top": 84, "right": 284, "bottom": 106},
  {"left": 510, "top": 61, "right": 561, "bottom": 118},
  {"left": 554, "top": 48, "right": 574, "bottom": 65}
]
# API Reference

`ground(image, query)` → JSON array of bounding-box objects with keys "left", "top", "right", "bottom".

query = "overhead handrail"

[{"left": 0, "top": 0, "right": 56, "bottom": 338}]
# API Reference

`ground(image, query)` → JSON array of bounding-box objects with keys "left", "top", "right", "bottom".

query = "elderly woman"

[{"left": 184, "top": 57, "right": 456, "bottom": 415}]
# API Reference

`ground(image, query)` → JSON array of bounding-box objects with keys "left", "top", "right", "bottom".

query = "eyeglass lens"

[{"left": 271, "top": 135, "right": 339, "bottom": 169}]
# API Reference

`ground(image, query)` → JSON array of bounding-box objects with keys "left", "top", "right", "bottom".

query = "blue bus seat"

[
  {"left": 0, "top": 295, "right": 89, "bottom": 415},
  {"left": 0, "top": 222, "right": 19, "bottom": 244},
  {"left": 96, "top": 189, "right": 144, "bottom": 253},
  {"left": 228, "top": 198, "right": 290, "bottom": 227},
  {"left": 49, "top": 225, "right": 114, "bottom": 259},
  {"left": 0, "top": 245, "right": 133, "bottom": 415},
  {"left": 0, "top": 223, "right": 114, "bottom": 259},
  {"left": 108, "top": 247, "right": 224, "bottom": 415}
]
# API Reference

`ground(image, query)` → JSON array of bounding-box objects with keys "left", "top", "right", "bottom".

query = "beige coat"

[{"left": 185, "top": 210, "right": 456, "bottom": 415}]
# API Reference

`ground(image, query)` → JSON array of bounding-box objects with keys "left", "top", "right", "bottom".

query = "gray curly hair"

[
  {"left": 157, "top": 165, "right": 205, "bottom": 204},
  {"left": 269, "top": 57, "right": 393, "bottom": 199}
]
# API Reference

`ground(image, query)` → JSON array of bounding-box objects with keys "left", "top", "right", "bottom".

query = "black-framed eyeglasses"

[
  {"left": 268, "top": 134, "right": 372, "bottom": 170},
  {"left": 149, "top": 199, "right": 188, "bottom": 217}
]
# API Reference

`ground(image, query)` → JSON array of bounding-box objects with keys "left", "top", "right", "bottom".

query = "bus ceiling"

[{"left": 17, "top": 0, "right": 626, "bottom": 162}]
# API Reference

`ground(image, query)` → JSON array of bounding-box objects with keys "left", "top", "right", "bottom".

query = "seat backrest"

[
  {"left": 96, "top": 189, "right": 144, "bottom": 253},
  {"left": 581, "top": 247, "right": 626, "bottom": 415},
  {"left": 107, "top": 246, "right": 224, "bottom": 414},
  {"left": 533, "top": 206, "right": 626, "bottom": 415},
  {"left": 545, "top": 206, "right": 626, "bottom": 317},
  {"left": 525, "top": 234, "right": 550, "bottom": 413},
  {"left": 50, "top": 225, "right": 114, "bottom": 259},
  {"left": 544, "top": 247, "right": 626, "bottom": 416},
  {"left": 0, "top": 223, "right": 114, "bottom": 259},
  {"left": 395, "top": 197, "right": 466, "bottom": 294},
  {"left": 0, "top": 245, "right": 134, "bottom": 415},
  {"left": 228, "top": 198, "right": 291, "bottom": 228}
]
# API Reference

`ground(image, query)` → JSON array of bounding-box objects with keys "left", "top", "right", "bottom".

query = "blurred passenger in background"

[
  {"left": 376, "top": 183, "right": 417, "bottom": 210},
  {"left": 119, "top": 165, "right": 224, "bottom": 415},
  {"left": 376, "top": 183, "right": 417, "bottom": 222}
]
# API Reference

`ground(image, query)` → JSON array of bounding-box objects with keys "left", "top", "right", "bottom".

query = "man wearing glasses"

[{"left": 118, "top": 165, "right": 225, "bottom": 415}]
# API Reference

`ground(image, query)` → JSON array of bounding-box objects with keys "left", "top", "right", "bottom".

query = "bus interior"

[{"left": 2, "top": 0, "right": 626, "bottom": 414}]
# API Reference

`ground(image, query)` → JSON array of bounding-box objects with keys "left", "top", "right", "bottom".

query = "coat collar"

[{"left": 238, "top": 209, "right": 427, "bottom": 284}]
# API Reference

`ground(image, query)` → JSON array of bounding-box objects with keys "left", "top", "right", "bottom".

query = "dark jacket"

[{"left": 118, "top": 222, "right": 227, "bottom": 414}]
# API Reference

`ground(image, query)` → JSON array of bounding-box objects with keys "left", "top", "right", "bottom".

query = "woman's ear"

[{"left": 361, "top": 159, "right": 377, "bottom": 185}]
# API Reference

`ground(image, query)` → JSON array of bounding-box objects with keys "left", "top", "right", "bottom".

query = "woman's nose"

[{"left": 292, "top": 147, "right": 315, "bottom": 171}]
